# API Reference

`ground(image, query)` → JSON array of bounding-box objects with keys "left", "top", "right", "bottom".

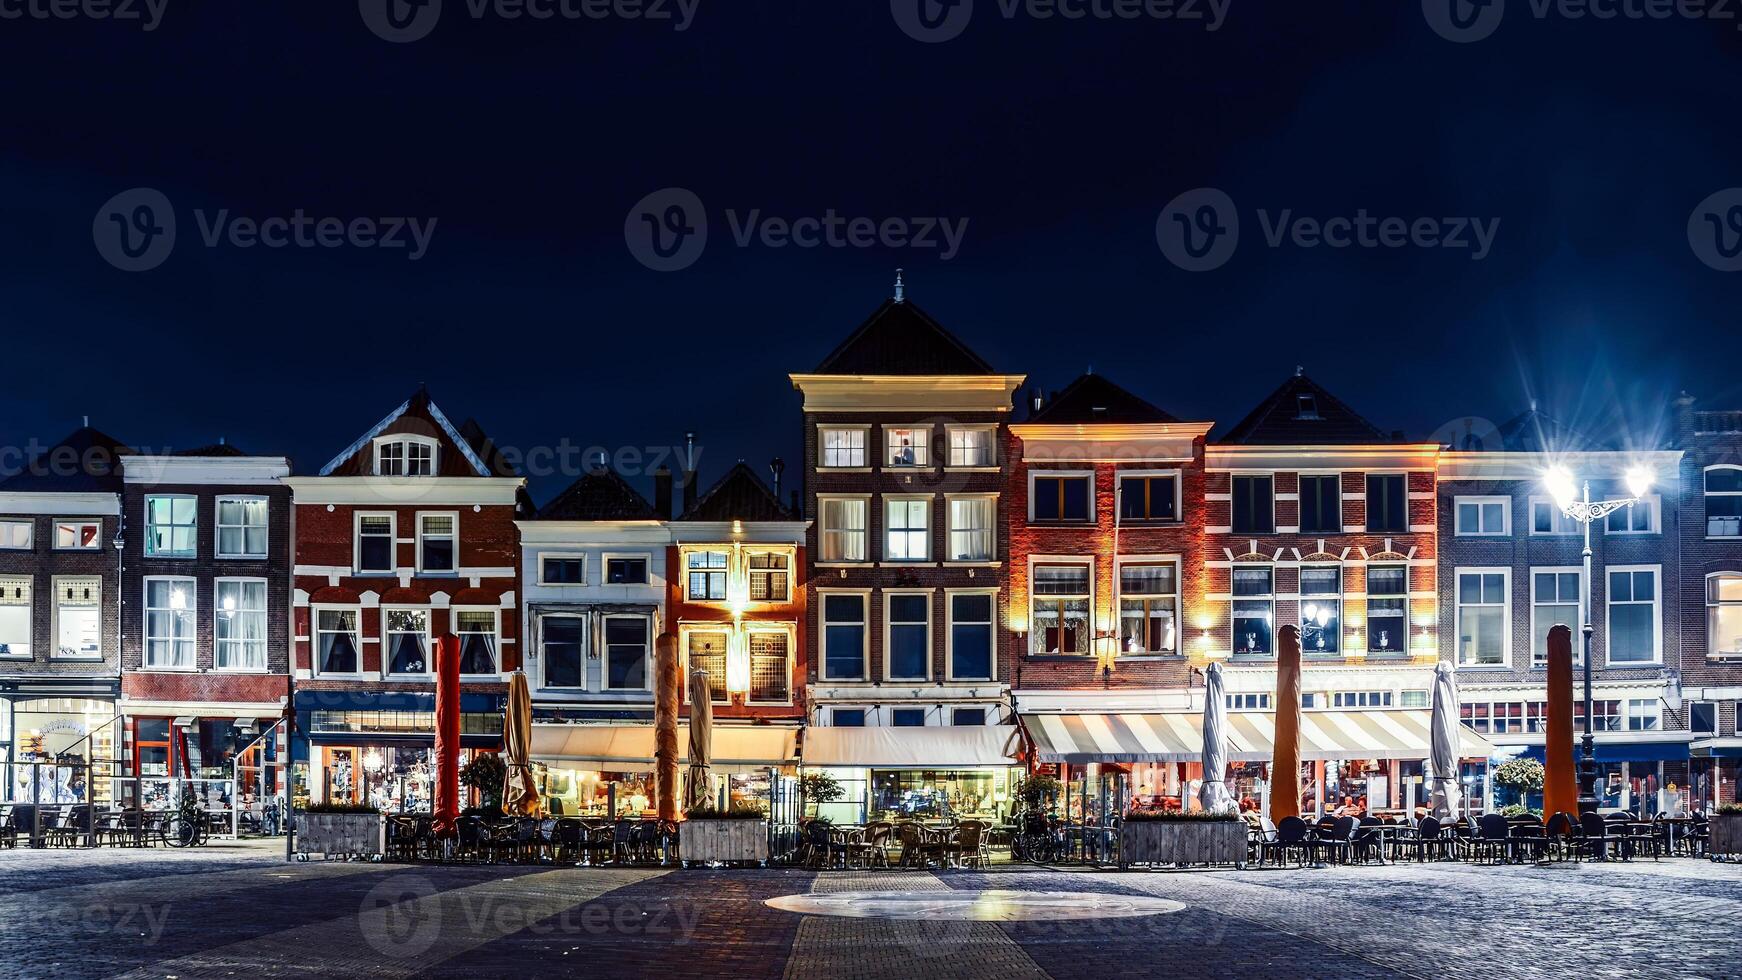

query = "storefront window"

[
  {"left": 868, "top": 768, "right": 1008, "bottom": 822},
  {"left": 8, "top": 698, "right": 116, "bottom": 803},
  {"left": 533, "top": 765, "right": 656, "bottom": 818}
]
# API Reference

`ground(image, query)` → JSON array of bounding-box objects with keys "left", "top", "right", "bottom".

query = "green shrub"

[
  {"left": 685, "top": 802, "right": 767, "bottom": 820},
  {"left": 1493, "top": 759, "right": 1546, "bottom": 793},
  {"left": 1122, "top": 810, "right": 1240, "bottom": 823}
]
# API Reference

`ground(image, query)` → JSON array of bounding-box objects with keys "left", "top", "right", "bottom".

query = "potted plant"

[
  {"left": 1711, "top": 803, "right": 1742, "bottom": 857},
  {"left": 1493, "top": 758, "right": 1546, "bottom": 812},
  {"left": 800, "top": 771, "right": 844, "bottom": 818},
  {"left": 1118, "top": 810, "right": 1248, "bottom": 870},
  {"left": 459, "top": 754, "right": 507, "bottom": 813},
  {"left": 680, "top": 802, "right": 770, "bottom": 867},
  {"left": 294, "top": 802, "right": 385, "bottom": 861}
]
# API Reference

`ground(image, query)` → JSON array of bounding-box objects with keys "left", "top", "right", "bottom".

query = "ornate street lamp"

[{"left": 1544, "top": 464, "right": 1654, "bottom": 815}]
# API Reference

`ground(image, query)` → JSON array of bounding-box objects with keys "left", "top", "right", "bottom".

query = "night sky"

[{"left": 2, "top": 2, "right": 1738, "bottom": 501}]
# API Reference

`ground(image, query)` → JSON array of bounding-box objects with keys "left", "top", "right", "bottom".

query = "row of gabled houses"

[{"left": 2, "top": 282, "right": 1740, "bottom": 824}]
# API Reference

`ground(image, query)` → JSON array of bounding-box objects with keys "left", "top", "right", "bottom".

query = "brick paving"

[{"left": 1, "top": 840, "right": 1738, "bottom": 979}]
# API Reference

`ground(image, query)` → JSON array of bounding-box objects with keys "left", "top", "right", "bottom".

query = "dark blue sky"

[{"left": 2, "top": 1, "right": 1737, "bottom": 501}]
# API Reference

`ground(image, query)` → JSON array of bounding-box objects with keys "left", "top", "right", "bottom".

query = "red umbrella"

[
  {"left": 1270, "top": 624, "right": 1303, "bottom": 824},
  {"left": 432, "top": 634, "right": 461, "bottom": 838},
  {"left": 1543, "top": 624, "right": 1578, "bottom": 820}
]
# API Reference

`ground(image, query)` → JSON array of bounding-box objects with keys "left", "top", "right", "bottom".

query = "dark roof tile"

[
  {"left": 813, "top": 300, "right": 996, "bottom": 375},
  {"left": 0, "top": 426, "right": 134, "bottom": 492},
  {"left": 678, "top": 462, "right": 794, "bottom": 522},
  {"left": 1219, "top": 372, "right": 1392, "bottom": 445},
  {"left": 536, "top": 470, "right": 659, "bottom": 521},
  {"left": 1030, "top": 373, "right": 1177, "bottom": 424}
]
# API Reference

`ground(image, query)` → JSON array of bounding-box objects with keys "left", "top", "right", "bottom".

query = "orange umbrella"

[
  {"left": 500, "top": 671, "right": 540, "bottom": 817},
  {"left": 1269, "top": 624, "right": 1303, "bottom": 824},
  {"left": 1543, "top": 624, "right": 1578, "bottom": 821},
  {"left": 653, "top": 633, "right": 681, "bottom": 822}
]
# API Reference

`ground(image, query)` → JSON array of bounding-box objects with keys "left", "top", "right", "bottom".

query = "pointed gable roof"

[
  {"left": 678, "top": 462, "right": 794, "bottom": 522},
  {"left": 1220, "top": 371, "right": 1392, "bottom": 445},
  {"left": 317, "top": 388, "right": 494, "bottom": 477},
  {"left": 0, "top": 425, "right": 134, "bottom": 492},
  {"left": 1030, "top": 373, "right": 1177, "bottom": 424},
  {"left": 1491, "top": 408, "right": 1603, "bottom": 453},
  {"left": 536, "top": 469, "right": 659, "bottom": 521},
  {"left": 813, "top": 299, "right": 995, "bottom": 375}
]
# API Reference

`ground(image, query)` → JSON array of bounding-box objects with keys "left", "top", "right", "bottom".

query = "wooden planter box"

[
  {"left": 294, "top": 811, "right": 386, "bottom": 861},
  {"left": 680, "top": 819, "right": 769, "bottom": 867},
  {"left": 1710, "top": 814, "right": 1742, "bottom": 856},
  {"left": 1119, "top": 820, "right": 1248, "bottom": 869}
]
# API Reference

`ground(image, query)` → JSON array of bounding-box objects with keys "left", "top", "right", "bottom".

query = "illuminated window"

[
  {"left": 375, "top": 437, "right": 435, "bottom": 476},
  {"left": 53, "top": 520, "right": 101, "bottom": 550},
  {"left": 1606, "top": 567, "right": 1658, "bottom": 664},
  {"left": 1232, "top": 566, "right": 1273, "bottom": 657},
  {"left": 1400, "top": 690, "right": 1428, "bottom": 709},
  {"left": 819, "top": 497, "right": 867, "bottom": 562},
  {"left": 1456, "top": 570, "right": 1508, "bottom": 666},
  {"left": 215, "top": 497, "right": 269, "bottom": 558},
  {"left": 885, "top": 427, "right": 930, "bottom": 467},
  {"left": 947, "top": 427, "right": 995, "bottom": 467},
  {"left": 947, "top": 496, "right": 995, "bottom": 561},
  {"left": 1709, "top": 573, "right": 1742, "bottom": 659},
  {"left": 1118, "top": 562, "right": 1177, "bottom": 654},
  {"left": 747, "top": 552, "right": 789, "bottom": 601},
  {"left": 1530, "top": 568, "right": 1581, "bottom": 665},
  {"left": 749, "top": 631, "right": 790, "bottom": 702},
  {"left": 385, "top": 608, "right": 430, "bottom": 675},
  {"left": 0, "top": 520, "right": 33, "bottom": 550},
  {"left": 885, "top": 498, "right": 930, "bottom": 561},
  {"left": 820, "top": 427, "right": 866, "bottom": 468},
  {"left": 1032, "top": 562, "right": 1090, "bottom": 655},
  {"left": 215, "top": 578, "right": 267, "bottom": 671},
  {"left": 686, "top": 550, "right": 729, "bottom": 601},
  {"left": 1366, "top": 565, "right": 1408, "bottom": 654},
  {"left": 144, "top": 577, "right": 197, "bottom": 669},
  {"left": 1299, "top": 567, "right": 1341, "bottom": 655},
  {"left": 1454, "top": 496, "right": 1509, "bottom": 536},
  {"left": 0, "top": 577, "right": 31, "bottom": 659},
  {"left": 53, "top": 577, "right": 100, "bottom": 659},
  {"left": 688, "top": 631, "right": 729, "bottom": 703},
  {"left": 1707, "top": 466, "right": 1742, "bottom": 537}
]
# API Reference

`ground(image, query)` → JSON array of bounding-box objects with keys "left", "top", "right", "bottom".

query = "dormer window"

[
  {"left": 1295, "top": 393, "right": 1320, "bottom": 419},
  {"left": 375, "top": 436, "right": 436, "bottom": 476}
]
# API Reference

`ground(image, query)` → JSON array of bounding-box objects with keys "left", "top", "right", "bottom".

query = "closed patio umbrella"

[
  {"left": 1199, "top": 662, "right": 1235, "bottom": 815},
  {"left": 432, "top": 634, "right": 461, "bottom": 838},
  {"left": 501, "top": 670, "right": 540, "bottom": 817},
  {"left": 1269, "top": 624, "right": 1303, "bottom": 824},
  {"left": 1543, "top": 624, "right": 1578, "bottom": 820},
  {"left": 653, "top": 633, "right": 680, "bottom": 822},
  {"left": 1429, "top": 660, "right": 1463, "bottom": 820},
  {"left": 685, "top": 669, "right": 714, "bottom": 812}
]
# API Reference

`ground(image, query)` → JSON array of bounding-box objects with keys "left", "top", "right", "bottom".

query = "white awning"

[
  {"left": 801, "top": 725, "right": 1021, "bottom": 768},
  {"left": 1022, "top": 710, "right": 1493, "bottom": 764},
  {"left": 531, "top": 723, "right": 797, "bottom": 773}
]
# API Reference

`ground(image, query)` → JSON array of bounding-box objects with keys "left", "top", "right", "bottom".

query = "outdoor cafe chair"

[
  {"left": 947, "top": 821, "right": 988, "bottom": 869},
  {"left": 454, "top": 815, "right": 489, "bottom": 862},
  {"left": 1305, "top": 816, "right": 1357, "bottom": 865},
  {"left": 1256, "top": 816, "right": 1310, "bottom": 867},
  {"left": 1688, "top": 812, "right": 1709, "bottom": 857},
  {"left": 1470, "top": 813, "right": 1514, "bottom": 864},
  {"left": 1397, "top": 816, "right": 1455, "bottom": 862},
  {"left": 804, "top": 820, "right": 845, "bottom": 869},
  {"left": 1616, "top": 816, "right": 1661, "bottom": 861},
  {"left": 861, "top": 822, "right": 894, "bottom": 868},
  {"left": 1580, "top": 812, "right": 1629, "bottom": 860},
  {"left": 1350, "top": 816, "right": 1387, "bottom": 865},
  {"left": 1543, "top": 812, "right": 1581, "bottom": 862},
  {"left": 0, "top": 806, "right": 15, "bottom": 849}
]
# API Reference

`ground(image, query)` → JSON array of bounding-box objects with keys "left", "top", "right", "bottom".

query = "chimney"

[
  {"left": 682, "top": 431, "right": 699, "bottom": 514},
  {"left": 769, "top": 457, "right": 786, "bottom": 503},
  {"left": 652, "top": 466, "right": 673, "bottom": 520},
  {"left": 790, "top": 489, "right": 801, "bottom": 517}
]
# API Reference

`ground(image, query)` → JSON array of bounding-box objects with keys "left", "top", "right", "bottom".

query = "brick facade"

[
  {"left": 0, "top": 512, "right": 122, "bottom": 680},
  {"left": 1675, "top": 399, "right": 1742, "bottom": 786}
]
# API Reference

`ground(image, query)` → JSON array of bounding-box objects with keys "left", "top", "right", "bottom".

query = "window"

[
  {"left": 603, "top": 616, "right": 650, "bottom": 690},
  {"left": 1574, "top": 699, "right": 1623, "bottom": 732},
  {"left": 417, "top": 514, "right": 456, "bottom": 573},
  {"left": 53, "top": 520, "right": 101, "bottom": 550},
  {"left": 1031, "top": 473, "right": 1091, "bottom": 522},
  {"left": 1299, "top": 475, "right": 1342, "bottom": 533},
  {"left": 821, "top": 594, "right": 866, "bottom": 680},
  {"left": 891, "top": 708, "right": 926, "bottom": 727},
  {"left": 687, "top": 631, "right": 729, "bottom": 702},
  {"left": 820, "top": 427, "right": 866, "bottom": 468},
  {"left": 606, "top": 555, "right": 649, "bottom": 585},
  {"left": 1366, "top": 565, "right": 1408, "bottom": 654},
  {"left": 145, "top": 495, "right": 199, "bottom": 558},
  {"left": 948, "top": 592, "right": 995, "bottom": 680},
  {"left": 1299, "top": 567, "right": 1341, "bottom": 655},
  {"left": 948, "top": 427, "right": 995, "bottom": 467},
  {"left": 540, "top": 555, "right": 584, "bottom": 585},
  {"left": 886, "top": 593, "right": 930, "bottom": 680},
  {"left": 1118, "top": 562, "right": 1177, "bottom": 654},
  {"left": 1231, "top": 475, "right": 1274, "bottom": 533},
  {"left": 1606, "top": 567, "right": 1659, "bottom": 664},
  {"left": 539, "top": 614, "right": 585, "bottom": 688},
  {"left": 215, "top": 497, "right": 268, "bottom": 558},
  {"left": 1227, "top": 693, "right": 1271, "bottom": 710},
  {"left": 885, "top": 427, "right": 930, "bottom": 467},
  {"left": 1690, "top": 701, "right": 1718, "bottom": 735},
  {"left": 1295, "top": 392, "right": 1320, "bottom": 419},
  {"left": 1032, "top": 563, "right": 1090, "bottom": 655},
  {"left": 1400, "top": 690, "right": 1429, "bottom": 709},
  {"left": 456, "top": 610, "right": 497, "bottom": 675},
  {"left": 952, "top": 708, "right": 987, "bottom": 726},
  {"left": 1332, "top": 691, "right": 1393, "bottom": 708},
  {"left": 144, "top": 577, "right": 197, "bottom": 668},
  {"left": 832, "top": 708, "right": 866, "bottom": 727},
  {"left": 686, "top": 550, "right": 728, "bottom": 601},
  {"left": 885, "top": 498, "right": 930, "bottom": 561},
  {"left": 0, "top": 520, "right": 32, "bottom": 549},
  {"left": 316, "top": 608, "right": 360, "bottom": 675},
  {"left": 385, "top": 609, "right": 430, "bottom": 675},
  {"left": 1454, "top": 496, "right": 1509, "bottom": 536},
  {"left": 1232, "top": 566, "right": 1274, "bottom": 657},
  {"left": 1301, "top": 692, "right": 1319, "bottom": 709},
  {"left": 1605, "top": 496, "right": 1658, "bottom": 535},
  {"left": 747, "top": 552, "right": 789, "bottom": 601},
  {"left": 947, "top": 496, "right": 995, "bottom": 561},
  {"left": 1366, "top": 474, "right": 1408, "bottom": 533},
  {"left": 1456, "top": 570, "right": 1508, "bottom": 666},
  {"left": 1119, "top": 474, "right": 1178, "bottom": 521},
  {"left": 819, "top": 497, "right": 867, "bottom": 562},
  {"left": 215, "top": 579, "right": 267, "bottom": 671},
  {"left": 1627, "top": 698, "right": 1660, "bottom": 731},
  {"left": 375, "top": 437, "right": 434, "bottom": 476},
  {"left": 1530, "top": 497, "right": 1578, "bottom": 535},
  {"left": 1707, "top": 466, "right": 1742, "bottom": 537},
  {"left": 1531, "top": 569, "right": 1581, "bottom": 665},
  {"left": 749, "top": 631, "right": 790, "bottom": 703},
  {"left": 0, "top": 577, "right": 31, "bottom": 658},
  {"left": 53, "top": 577, "right": 100, "bottom": 658},
  {"left": 1709, "top": 574, "right": 1742, "bottom": 659},
  {"left": 356, "top": 514, "right": 395, "bottom": 574}
]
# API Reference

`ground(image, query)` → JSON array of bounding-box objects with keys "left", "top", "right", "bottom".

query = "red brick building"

[
  {"left": 284, "top": 389, "right": 527, "bottom": 810},
  {"left": 1674, "top": 395, "right": 1742, "bottom": 806}
]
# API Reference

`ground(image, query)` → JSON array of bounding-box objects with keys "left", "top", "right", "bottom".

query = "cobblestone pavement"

[{"left": 2, "top": 841, "right": 1738, "bottom": 979}]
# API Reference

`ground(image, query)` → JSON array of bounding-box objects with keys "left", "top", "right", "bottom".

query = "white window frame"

[
  {"left": 1529, "top": 566, "right": 1583, "bottom": 667},
  {"left": 1296, "top": 472, "right": 1344, "bottom": 535},
  {"left": 889, "top": 707, "right": 929, "bottom": 727},
  {"left": 1453, "top": 495, "right": 1510, "bottom": 536},
  {"left": 744, "top": 623, "right": 796, "bottom": 705},
  {"left": 1116, "top": 469, "right": 1183, "bottom": 523},
  {"left": 1028, "top": 556, "right": 1093, "bottom": 656},
  {"left": 537, "top": 552, "right": 587, "bottom": 587},
  {"left": 1230, "top": 473, "right": 1276, "bottom": 535},
  {"left": 214, "top": 495, "right": 270, "bottom": 559},
  {"left": 1364, "top": 563, "right": 1410, "bottom": 655},
  {"left": 51, "top": 576, "right": 101, "bottom": 660},
  {"left": 1528, "top": 496, "right": 1579, "bottom": 536},
  {"left": 1028, "top": 469, "right": 1095, "bottom": 524},
  {"left": 884, "top": 495, "right": 931, "bottom": 563},
  {"left": 881, "top": 424, "right": 932, "bottom": 468},
  {"left": 1603, "top": 494, "right": 1660, "bottom": 536},
  {"left": 52, "top": 519, "right": 102, "bottom": 551},
  {"left": 312, "top": 604, "right": 363, "bottom": 678},
  {"left": 1689, "top": 700, "right": 1719, "bottom": 736},
  {"left": 1230, "top": 563, "right": 1275, "bottom": 659},
  {"left": 818, "top": 425, "right": 870, "bottom": 470},
  {"left": 415, "top": 511, "right": 459, "bottom": 574},
  {"left": 143, "top": 575, "right": 198, "bottom": 670},
  {"left": 1708, "top": 572, "right": 1742, "bottom": 661},
  {"left": 1706, "top": 464, "right": 1742, "bottom": 539},
  {"left": 1399, "top": 690, "right": 1430, "bottom": 709},
  {"left": 0, "top": 576, "right": 32, "bottom": 660},
  {"left": 373, "top": 433, "right": 438, "bottom": 477},
  {"left": 945, "top": 493, "right": 997, "bottom": 562},
  {"left": 143, "top": 494, "right": 200, "bottom": 559},
  {"left": 213, "top": 577, "right": 269, "bottom": 672},
  {"left": 745, "top": 548, "right": 792, "bottom": 603},
  {"left": 1114, "top": 555, "right": 1181, "bottom": 656},
  {"left": 1626, "top": 698, "right": 1661, "bottom": 731},
  {"left": 945, "top": 588, "right": 998, "bottom": 682},
  {"left": 0, "top": 519, "right": 33, "bottom": 550},
  {"left": 602, "top": 552, "right": 652, "bottom": 587},
  {"left": 382, "top": 606, "right": 433, "bottom": 678},
  {"left": 1298, "top": 563, "right": 1343, "bottom": 656},
  {"left": 883, "top": 589, "right": 933, "bottom": 682},
  {"left": 1454, "top": 566, "right": 1511, "bottom": 668},
  {"left": 816, "top": 588, "right": 870, "bottom": 682},
  {"left": 817, "top": 494, "right": 869, "bottom": 564},
  {"left": 945, "top": 425, "right": 997, "bottom": 469},
  {"left": 1227, "top": 693, "right": 1271, "bottom": 710},
  {"left": 535, "top": 610, "right": 588, "bottom": 690},
  {"left": 684, "top": 548, "right": 731, "bottom": 603},
  {"left": 453, "top": 606, "right": 500, "bottom": 677},
  {"left": 1604, "top": 564, "right": 1662, "bottom": 666},
  {"left": 600, "top": 612, "right": 653, "bottom": 692},
  {"left": 354, "top": 512, "right": 397, "bottom": 575}
]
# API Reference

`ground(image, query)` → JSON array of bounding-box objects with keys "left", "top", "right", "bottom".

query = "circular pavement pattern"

[{"left": 765, "top": 889, "right": 1186, "bottom": 922}]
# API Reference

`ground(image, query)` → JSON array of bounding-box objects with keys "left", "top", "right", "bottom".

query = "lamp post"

[{"left": 1545, "top": 465, "right": 1653, "bottom": 815}]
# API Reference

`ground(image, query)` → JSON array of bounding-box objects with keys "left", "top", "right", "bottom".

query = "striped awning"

[{"left": 1021, "top": 710, "right": 1493, "bottom": 764}]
